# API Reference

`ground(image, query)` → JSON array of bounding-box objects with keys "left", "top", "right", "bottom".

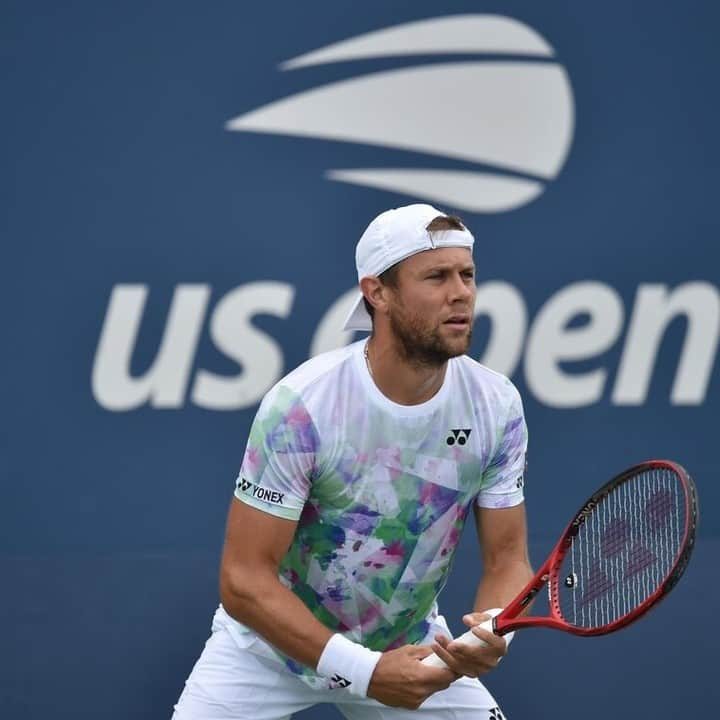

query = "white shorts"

[{"left": 171, "top": 609, "right": 506, "bottom": 720}]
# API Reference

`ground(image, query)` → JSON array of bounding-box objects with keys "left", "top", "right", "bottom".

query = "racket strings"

[{"left": 558, "top": 467, "right": 686, "bottom": 630}]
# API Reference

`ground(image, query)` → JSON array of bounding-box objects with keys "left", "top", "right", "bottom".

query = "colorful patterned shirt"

[{"left": 226, "top": 340, "right": 527, "bottom": 688}]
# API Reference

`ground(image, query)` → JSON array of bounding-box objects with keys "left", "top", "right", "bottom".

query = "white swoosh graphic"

[
  {"left": 281, "top": 15, "right": 554, "bottom": 70},
  {"left": 227, "top": 62, "right": 574, "bottom": 179},
  {"left": 326, "top": 169, "right": 543, "bottom": 213}
]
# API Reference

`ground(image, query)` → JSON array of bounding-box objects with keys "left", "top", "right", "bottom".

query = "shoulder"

[
  {"left": 281, "top": 341, "right": 360, "bottom": 393},
  {"left": 248, "top": 343, "right": 362, "bottom": 446},
  {"left": 451, "top": 354, "right": 521, "bottom": 400},
  {"left": 260, "top": 341, "right": 361, "bottom": 410},
  {"left": 450, "top": 355, "right": 524, "bottom": 422}
]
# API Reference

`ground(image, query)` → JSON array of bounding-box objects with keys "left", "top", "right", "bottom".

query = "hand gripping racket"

[{"left": 423, "top": 460, "right": 698, "bottom": 667}]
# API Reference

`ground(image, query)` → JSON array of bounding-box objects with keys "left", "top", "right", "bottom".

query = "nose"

[{"left": 449, "top": 272, "right": 475, "bottom": 303}]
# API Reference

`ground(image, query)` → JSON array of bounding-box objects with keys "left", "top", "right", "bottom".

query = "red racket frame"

[{"left": 492, "top": 459, "right": 698, "bottom": 637}]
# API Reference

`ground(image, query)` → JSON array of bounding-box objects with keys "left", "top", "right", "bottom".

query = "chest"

[{"left": 310, "top": 404, "right": 494, "bottom": 515}]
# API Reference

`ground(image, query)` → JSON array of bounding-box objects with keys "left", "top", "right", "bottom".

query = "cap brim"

[{"left": 342, "top": 292, "right": 373, "bottom": 332}]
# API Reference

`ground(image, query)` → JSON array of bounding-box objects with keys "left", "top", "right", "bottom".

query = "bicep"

[{"left": 220, "top": 498, "right": 298, "bottom": 591}]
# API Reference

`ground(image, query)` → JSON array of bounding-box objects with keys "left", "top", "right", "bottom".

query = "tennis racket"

[{"left": 423, "top": 459, "right": 698, "bottom": 667}]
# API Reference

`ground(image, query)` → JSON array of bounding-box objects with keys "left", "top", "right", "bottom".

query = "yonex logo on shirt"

[
  {"left": 446, "top": 428, "right": 472, "bottom": 446},
  {"left": 237, "top": 477, "right": 285, "bottom": 505}
]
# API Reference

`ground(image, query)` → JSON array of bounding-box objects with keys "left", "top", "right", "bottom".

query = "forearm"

[
  {"left": 221, "top": 569, "right": 332, "bottom": 669},
  {"left": 472, "top": 557, "right": 534, "bottom": 613}
]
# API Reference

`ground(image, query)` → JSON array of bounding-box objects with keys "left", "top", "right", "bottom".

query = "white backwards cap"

[{"left": 343, "top": 203, "right": 475, "bottom": 332}]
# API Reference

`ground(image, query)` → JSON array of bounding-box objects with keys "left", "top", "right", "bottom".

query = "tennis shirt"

[{"left": 225, "top": 339, "right": 528, "bottom": 689}]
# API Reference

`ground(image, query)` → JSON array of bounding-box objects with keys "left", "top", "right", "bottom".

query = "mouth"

[{"left": 443, "top": 315, "right": 471, "bottom": 330}]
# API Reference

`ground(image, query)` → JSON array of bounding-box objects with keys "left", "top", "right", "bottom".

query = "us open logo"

[{"left": 226, "top": 14, "right": 575, "bottom": 213}]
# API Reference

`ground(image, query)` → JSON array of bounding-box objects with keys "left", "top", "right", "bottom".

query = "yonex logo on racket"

[
  {"left": 571, "top": 500, "right": 598, "bottom": 528},
  {"left": 446, "top": 428, "right": 472, "bottom": 446}
]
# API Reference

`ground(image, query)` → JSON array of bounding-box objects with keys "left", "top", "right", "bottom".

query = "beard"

[{"left": 388, "top": 304, "right": 473, "bottom": 367}]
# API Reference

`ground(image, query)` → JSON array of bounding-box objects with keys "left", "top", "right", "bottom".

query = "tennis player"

[{"left": 172, "top": 204, "right": 532, "bottom": 719}]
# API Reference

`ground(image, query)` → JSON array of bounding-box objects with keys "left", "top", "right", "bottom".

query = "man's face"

[{"left": 385, "top": 247, "right": 476, "bottom": 366}]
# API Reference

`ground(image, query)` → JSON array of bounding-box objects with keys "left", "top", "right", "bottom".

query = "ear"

[{"left": 360, "top": 276, "right": 390, "bottom": 317}]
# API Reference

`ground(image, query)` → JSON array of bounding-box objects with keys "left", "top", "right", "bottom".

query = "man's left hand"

[{"left": 429, "top": 611, "right": 508, "bottom": 678}]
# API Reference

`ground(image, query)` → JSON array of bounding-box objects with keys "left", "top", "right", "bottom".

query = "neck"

[{"left": 365, "top": 336, "right": 447, "bottom": 405}]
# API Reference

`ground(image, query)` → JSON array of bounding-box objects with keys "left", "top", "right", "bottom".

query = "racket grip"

[{"left": 421, "top": 609, "right": 505, "bottom": 669}]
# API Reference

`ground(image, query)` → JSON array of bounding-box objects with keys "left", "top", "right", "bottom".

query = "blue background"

[{"left": 2, "top": 2, "right": 717, "bottom": 718}]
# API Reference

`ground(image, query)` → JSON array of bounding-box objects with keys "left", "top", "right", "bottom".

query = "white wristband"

[{"left": 316, "top": 634, "right": 382, "bottom": 697}]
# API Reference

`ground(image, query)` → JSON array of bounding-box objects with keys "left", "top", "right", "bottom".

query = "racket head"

[{"left": 543, "top": 459, "right": 698, "bottom": 636}]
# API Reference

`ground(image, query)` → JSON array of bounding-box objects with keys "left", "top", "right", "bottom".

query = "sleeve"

[
  {"left": 234, "top": 384, "right": 320, "bottom": 521},
  {"left": 476, "top": 382, "right": 528, "bottom": 509}
]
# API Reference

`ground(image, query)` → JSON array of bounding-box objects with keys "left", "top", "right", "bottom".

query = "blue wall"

[{"left": 2, "top": 2, "right": 717, "bottom": 718}]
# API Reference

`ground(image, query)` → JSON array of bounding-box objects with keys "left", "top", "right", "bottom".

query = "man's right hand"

[{"left": 366, "top": 645, "right": 459, "bottom": 709}]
